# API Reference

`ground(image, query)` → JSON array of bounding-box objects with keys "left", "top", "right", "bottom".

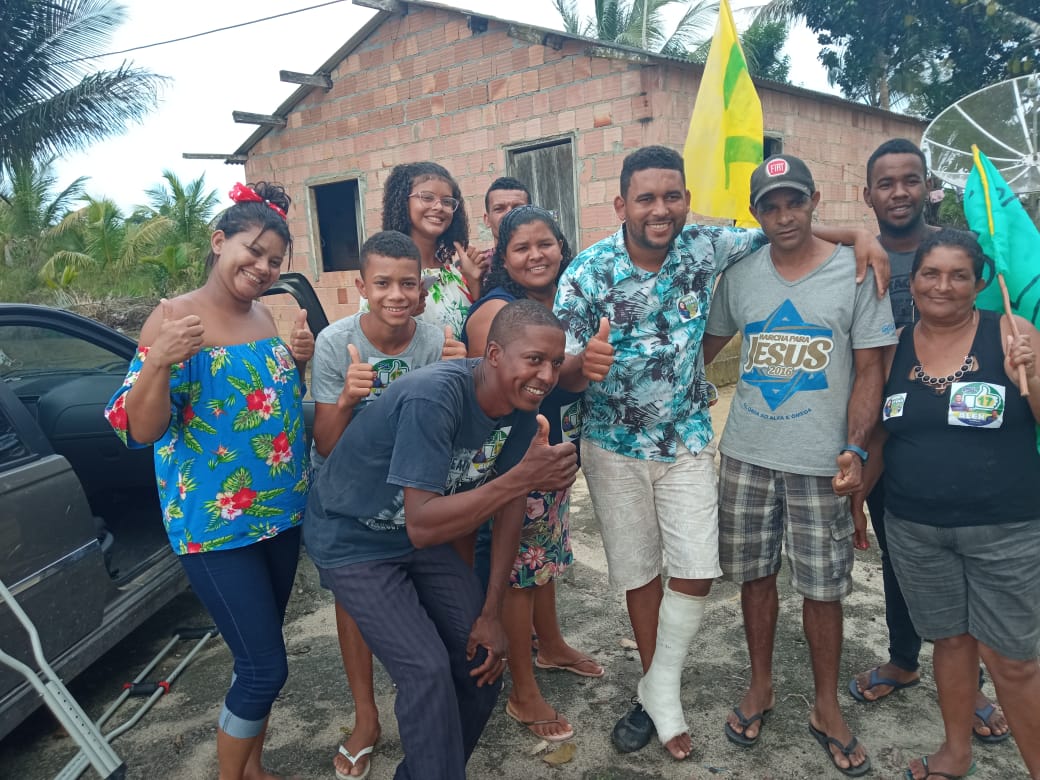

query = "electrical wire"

[{"left": 56, "top": 0, "right": 351, "bottom": 64}]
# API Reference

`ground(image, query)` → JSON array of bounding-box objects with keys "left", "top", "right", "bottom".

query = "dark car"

[{"left": 0, "top": 274, "right": 326, "bottom": 739}]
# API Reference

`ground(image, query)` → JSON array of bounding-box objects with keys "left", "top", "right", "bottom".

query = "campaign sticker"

[
  {"left": 677, "top": 293, "right": 700, "bottom": 321},
  {"left": 882, "top": 392, "right": 906, "bottom": 421},
  {"left": 368, "top": 357, "right": 410, "bottom": 398},
  {"left": 560, "top": 400, "right": 582, "bottom": 443},
  {"left": 947, "top": 381, "right": 1005, "bottom": 428}
]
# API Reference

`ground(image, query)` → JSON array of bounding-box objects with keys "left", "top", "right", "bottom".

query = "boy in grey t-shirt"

[
  {"left": 309, "top": 230, "right": 464, "bottom": 779},
  {"left": 702, "top": 155, "right": 895, "bottom": 777}
]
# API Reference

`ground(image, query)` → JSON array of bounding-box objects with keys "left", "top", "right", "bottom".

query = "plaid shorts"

[{"left": 718, "top": 455, "right": 854, "bottom": 602}]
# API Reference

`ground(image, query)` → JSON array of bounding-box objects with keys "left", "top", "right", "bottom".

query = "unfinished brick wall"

[{"left": 247, "top": 4, "right": 925, "bottom": 332}]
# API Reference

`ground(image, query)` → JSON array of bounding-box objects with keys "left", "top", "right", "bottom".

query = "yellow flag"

[{"left": 683, "top": 0, "right": 763, "bottom": 227}]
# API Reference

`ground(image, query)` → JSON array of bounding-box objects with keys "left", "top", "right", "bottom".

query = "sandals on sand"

[
  {"left": 334, "top": 743, "right": 374, "bottom": 780},
  {"left": 724, "top": 706, "right": 772, "bottom": 747},
  {"left": 973, "top": 703, "right": 1011, "bottom": 744},
  {"left": 808, "top": 722, "right": 871, "bottom": 777},
  {"left": 904, "top": 755, "right": 977, "bottom": 779},
  {"left": 505, "top": 700, "right": 575, "bottom": 742},
  {"left": 533, "top": 655, "right": 605, "bottom": 678},
  {"left": 847, "top": 666, "right": 920, "bottom": 702}
]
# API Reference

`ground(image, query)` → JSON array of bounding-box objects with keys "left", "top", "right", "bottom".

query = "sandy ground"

[{"left": 0, "top": 386, "right": 1030, "bottom": 779}]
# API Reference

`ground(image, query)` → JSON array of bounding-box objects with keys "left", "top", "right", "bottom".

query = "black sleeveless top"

[{"left": 882, "top": 309, "right": 1040, "bottom": 527}]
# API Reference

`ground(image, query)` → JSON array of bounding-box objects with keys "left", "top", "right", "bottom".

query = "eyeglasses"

[{"left": 409, "top": 191, "right": 460, "bottom": 212}]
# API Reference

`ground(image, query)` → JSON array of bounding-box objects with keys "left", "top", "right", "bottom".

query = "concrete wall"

[{"left": 247, "top": 4, "right": 925, "bottom": 337}]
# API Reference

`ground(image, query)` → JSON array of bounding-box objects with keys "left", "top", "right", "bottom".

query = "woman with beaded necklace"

[{"left": 852, "top": 229, "right": 1040, "bottom": 780}]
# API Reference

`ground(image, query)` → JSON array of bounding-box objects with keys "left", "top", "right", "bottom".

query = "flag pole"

[{"left": 972, "top": 145, "right": 1029, "bottom": 396}]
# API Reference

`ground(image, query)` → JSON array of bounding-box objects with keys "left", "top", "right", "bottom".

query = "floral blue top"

[
  {"left": 105, "top": 339, "right": 309, "bottom": 555},
  {"left": 553, "top": 224, "right": 765, "bottom": 461}
]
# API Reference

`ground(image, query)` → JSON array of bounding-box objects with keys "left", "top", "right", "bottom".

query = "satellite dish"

[{"left": 922, "top": 74, "right": 1040, "bottom": 194}]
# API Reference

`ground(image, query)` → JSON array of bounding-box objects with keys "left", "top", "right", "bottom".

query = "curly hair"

[
  {"left": 381, "top": 162, "right": 469, "bottom": 261},
  {"left": 482, "top": 206, "right": 573, "bottom": 299},
  {"left": 206, "top": 181, "right": 292, "bottom": 270}
]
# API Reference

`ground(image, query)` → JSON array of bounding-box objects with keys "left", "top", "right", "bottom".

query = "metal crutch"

[
  {"left": 0, "top": 578, "right": 125, "bottom": 780},
  {"left": 55, "top": 626, "right": 218, "bottom": 780}
]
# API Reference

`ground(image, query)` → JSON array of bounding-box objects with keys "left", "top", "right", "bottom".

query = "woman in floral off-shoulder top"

[{"left": 105, "top": 182, "right": 313, "bottom": 780}]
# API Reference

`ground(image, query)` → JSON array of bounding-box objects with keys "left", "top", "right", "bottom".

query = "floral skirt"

[{"left": 510, "top": 487, "right": 573, "bottom": 589}]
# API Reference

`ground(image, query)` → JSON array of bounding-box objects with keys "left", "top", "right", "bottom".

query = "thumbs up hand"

[
  {"left": 582, "top": 317, "right": 615, "bottom": 382},
  {"left": 440, "top": 324, "right": 467, "bottom": 360},
  {"left": 340, "top": 344, "right": 375, "bottom": 408},
  {"left": 289, "top": 308, "right": 314, "bottom": 364},
  {"left": 152, "top": 297, "right": 204, "bottom": 366},
  {"left": 517, "top": 414, "right": 578, "bottom": 492}
]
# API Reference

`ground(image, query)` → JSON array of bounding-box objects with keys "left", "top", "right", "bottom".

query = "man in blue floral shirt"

[{"left": 555, "top": 145, "right": 888, "bottom": 761}]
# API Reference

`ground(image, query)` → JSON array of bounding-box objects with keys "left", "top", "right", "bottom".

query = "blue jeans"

[{"left": 179, "top": 527, "right": 300, "bottom": 738}]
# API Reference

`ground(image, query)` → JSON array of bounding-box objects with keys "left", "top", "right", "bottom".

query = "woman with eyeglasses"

[
  {"left": 380, "top": 161, "right": 479, "bottom": 339},
  {"left": 461, "top": 206, "right": 604, "bottom": 745}
]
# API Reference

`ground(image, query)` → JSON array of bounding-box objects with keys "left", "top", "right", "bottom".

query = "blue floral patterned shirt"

[
  {"left": 554, "top": 224, "right": 765, "bottom": 461},
  {"left": 105, "top": 339, "right": 310, "bottom": 554}
]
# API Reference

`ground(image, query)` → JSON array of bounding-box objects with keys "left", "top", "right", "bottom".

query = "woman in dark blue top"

[
  {"left": 854, "top": 230, "right": 1040, "bottom": 780},
  {"left": 462, "top": 206, "right": 602, "bottom": 743}
]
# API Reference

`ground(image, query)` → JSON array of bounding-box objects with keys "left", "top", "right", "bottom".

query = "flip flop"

[
  {"left": 505, "top": 701, "right": 575, "bottom": 742},
  {"left": 808, "top": 722, "right": 872, "bottom": 777},
  {"left": 533, "top": 655, "right": 605, "bottom": 678},
  {"left": 334, "top": 743, "right": 374, "bottom": 780},
  {"left": 724, "top": 705, "right": 772, "bottom": 747},
  {"left": 903, "top": 755, "right": 977, "bottom": 779},
  {"left": 848, "top": 666, "right": 921, "bottom": 702},
  {"left": 973, "top": 702, "right": 1011, "bottom": 744}
]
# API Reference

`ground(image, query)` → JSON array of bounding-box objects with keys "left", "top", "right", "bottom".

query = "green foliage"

[
  {"left": 935, "top": 190, "right": 969, "bottom": 229},
  {"left": 0, "top": 159, "right": 217, "bottom": 304},
  {"left": 1, "top": 0, "right": 166, "bottom": 171},
  {"left": 552, "top": 0, "right": 720, "bottom": 57},
  {"left": 740, "top": 19, "right": 791, "bottom": 83},
  {"left": 756, "top": 0, "right": 1039, "bottom": 113}
]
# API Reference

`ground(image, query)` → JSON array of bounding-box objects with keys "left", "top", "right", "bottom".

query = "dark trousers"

[
  {"left": 320, "top": 544, "right": 500, "bottom": 780},
  {"left": 868, "top": 482, "right": 922, "bottom": 672},
  {"left": 179, "top": 527, "right": 300, "bottom": 735}
]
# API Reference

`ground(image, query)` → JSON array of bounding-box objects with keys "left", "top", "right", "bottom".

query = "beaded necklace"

[{"left": 911, "top": 310, "right": 977, "bottom": 395}]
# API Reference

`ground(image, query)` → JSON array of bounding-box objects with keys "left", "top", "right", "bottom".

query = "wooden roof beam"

[
  {"left": 232, "top": 111, "right": 287, "bottom": 127},
  {"left": 182, "top": 153, "right": 247, "bottom": 164},
  {"left": 280, "top": 70, "right": 333, "bottom": 90}
]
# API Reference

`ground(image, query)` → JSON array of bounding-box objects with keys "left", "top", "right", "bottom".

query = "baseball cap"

[{"left": 750, "top": 155, "right": 816, "bottom": 208}]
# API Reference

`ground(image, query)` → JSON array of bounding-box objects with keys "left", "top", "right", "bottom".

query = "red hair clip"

[{"left": 228, "top": 183, "right": 287, "bottom": 219}]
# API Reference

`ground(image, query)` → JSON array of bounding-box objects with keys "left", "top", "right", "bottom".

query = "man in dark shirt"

[{"left": 304, "top": 300, "right": 578, "bottom": 779}]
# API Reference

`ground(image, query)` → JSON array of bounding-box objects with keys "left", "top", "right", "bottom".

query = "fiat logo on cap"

[{"left": 766, "top": 159, "right": 789, "bottom": 177}]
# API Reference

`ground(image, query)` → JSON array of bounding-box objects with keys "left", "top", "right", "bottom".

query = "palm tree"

[
  {"left": 552, "top": 0, "right": 720, "bottom": 57},
  {"left": 138, "top": 171, "right": 219, "bottom": 293},
  {"left": 41, "top": 195, "right": 171, "bottom": 289},
  {"left": 0, "top": 157, "right": 86, "bottom": 269},
  {"left": 1, "top": 0, "right": 165, "bottom": 173}
]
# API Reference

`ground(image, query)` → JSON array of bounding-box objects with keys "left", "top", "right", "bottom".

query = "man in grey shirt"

[{"left": 703, "top": 154, "right": 896, "bottom": 777}]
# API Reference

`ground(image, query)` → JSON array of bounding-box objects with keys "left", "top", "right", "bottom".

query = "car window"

[
  {"left": 0, "top": 405, "right": 31, "bottom": 468},
  {"left": 0, "top": 325, "right": 129, "bottom": 381}
]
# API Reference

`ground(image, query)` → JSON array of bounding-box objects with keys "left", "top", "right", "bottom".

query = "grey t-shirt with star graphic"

[{"left": 705, "top": 244, "right": 897, "bottom": 476}]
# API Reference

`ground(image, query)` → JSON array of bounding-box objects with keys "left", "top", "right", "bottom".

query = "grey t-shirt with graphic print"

[
  {"left": 303, "top": 359, "right": 537, "bottom": 568},
  {"left": 309, "top": 312, "right": 444, "bottom": 469},
  {"left": 705, "top": 244, "right": 897, "bottom": 476}
]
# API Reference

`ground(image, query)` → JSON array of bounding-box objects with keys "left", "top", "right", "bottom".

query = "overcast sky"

[{"left": 52, "top": 0, "right": 834, "bottom": 210}]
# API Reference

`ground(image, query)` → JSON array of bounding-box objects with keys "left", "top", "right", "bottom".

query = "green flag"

[
  {"left": 963, "top": 146, "right": 1040, "bottom": 325},
  {"left": 963, "top": 145, "right": 1040, "bottom": 451}
]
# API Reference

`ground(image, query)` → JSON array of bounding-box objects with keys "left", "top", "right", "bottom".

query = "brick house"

[{"left": 231, "top": 0, "right": 926, "bottom": 326}]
